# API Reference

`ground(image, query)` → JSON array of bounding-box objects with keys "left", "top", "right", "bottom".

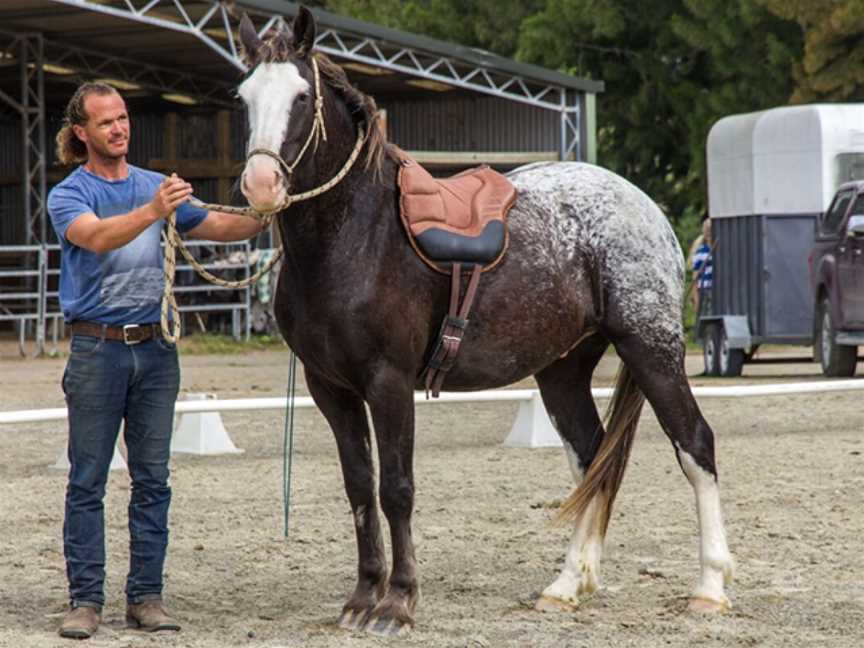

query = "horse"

[{"left": 234, "top": 7, "right": 734, "bottom": 636}]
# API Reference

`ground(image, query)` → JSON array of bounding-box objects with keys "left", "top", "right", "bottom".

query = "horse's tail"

[{"left": 553, "top": 364, "right": 645, "bottom": 535}]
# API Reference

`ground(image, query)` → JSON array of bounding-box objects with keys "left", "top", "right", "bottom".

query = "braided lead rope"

[
  {"left": 171, "top": 228, "right": 284, "bottom": 290},
  {"left": 160, "top": 209, "right": 284, "bottom": 343},
  {"left": 185, "top": 126, "right": 365, "bottom": 219},
  {"left": 160, "top": 210, "right": 183, "bottom": 343}
]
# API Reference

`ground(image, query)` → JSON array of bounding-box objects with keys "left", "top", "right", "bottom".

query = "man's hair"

[{"left": 55, "top": 82, "right": 120, "bottom": 166}]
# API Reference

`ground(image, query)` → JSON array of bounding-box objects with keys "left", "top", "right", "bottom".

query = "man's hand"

[{"left": 151, "top": 173, "right": 193, "bottom": 219}]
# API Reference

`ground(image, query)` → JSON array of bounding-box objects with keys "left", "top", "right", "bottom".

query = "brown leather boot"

[
  {"left": 126, "top": 599, "right": 181, "bottom": 632},
  {"left": 59, "top": 605, "right": 101, "bottom": 639}
]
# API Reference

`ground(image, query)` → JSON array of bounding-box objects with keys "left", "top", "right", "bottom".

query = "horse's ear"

[
  {"left": 292, "top": 5, "right": 317, "bottom": 56},
  {"left": 239, "top": 13, "right": 262, "bottom": 62}
]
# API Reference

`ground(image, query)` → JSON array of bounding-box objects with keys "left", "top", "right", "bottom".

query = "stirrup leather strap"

[{"left": 423, "top": 262, "right": 483, "bottom": 398}]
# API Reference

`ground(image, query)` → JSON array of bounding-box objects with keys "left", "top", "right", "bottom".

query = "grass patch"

[{"left": 179, "top": 333, "right": 287, "bottom": 355}]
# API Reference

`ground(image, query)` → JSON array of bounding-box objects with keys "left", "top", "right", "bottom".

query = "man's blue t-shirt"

[{"left": 48, "top": 165, "right": 208, "bottom": 325}]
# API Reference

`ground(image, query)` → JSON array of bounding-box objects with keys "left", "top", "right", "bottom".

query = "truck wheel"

[
  {"left": 702, "top": 324, "right": 720, "bottom": 376},
  {"left": 718, "top": 327, "right": 744, "bottom": 377},
  {"left": 817, "top": 299, "right": 857, "bottom": 377}
]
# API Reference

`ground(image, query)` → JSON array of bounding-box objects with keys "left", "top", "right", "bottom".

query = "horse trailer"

[{"left": 699, "top": 104, "right": 864, "bottom": 376}]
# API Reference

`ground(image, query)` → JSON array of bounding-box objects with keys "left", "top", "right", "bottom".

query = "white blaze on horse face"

[
  {"left": 238, "top": 62, "right": 310, "bottom": 211},
  {"left": 676, "top": 445, "right": 735, "bottom": 610}
]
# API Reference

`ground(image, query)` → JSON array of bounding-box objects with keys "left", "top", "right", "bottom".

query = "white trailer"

[{"left": 700, "top": 104, "right": 864, "bottom": 376}]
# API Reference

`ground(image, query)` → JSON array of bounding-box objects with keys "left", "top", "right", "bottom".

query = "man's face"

[{"left": 73, "top": 92, "right": 130, "bottom": 160}]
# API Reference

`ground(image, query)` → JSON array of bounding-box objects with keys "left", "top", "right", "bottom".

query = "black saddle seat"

[{"left": 414, "top": 220, "right": 505, "bottom": 266}]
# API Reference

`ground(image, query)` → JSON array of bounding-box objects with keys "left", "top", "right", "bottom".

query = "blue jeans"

[{"left": 62, "top": 331, "right": 180, "bottom": 608}]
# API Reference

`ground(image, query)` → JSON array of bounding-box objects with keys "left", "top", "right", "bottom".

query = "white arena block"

[
  {"left": 52, "top": 437, "right": 127, "bottom": 471},
  {"left": 172, "top": 393, "right": 243, "bottom": 455},
  {"left": 503, "top": 392, "right": 563, "bottom": 448}
]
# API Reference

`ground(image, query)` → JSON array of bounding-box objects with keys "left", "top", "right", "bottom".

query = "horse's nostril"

[{"left": 272, "top": 170, "right": 281, "bottom": 190}]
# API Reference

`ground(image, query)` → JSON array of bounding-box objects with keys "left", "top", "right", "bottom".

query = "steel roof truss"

[
  {"left": 37, "top": 37, "right": 235, "bottom": 107},
  {"left": 220, "top": 3, "right": 238, "bottom": 60},
  {"left": 312, "top": 28, "right": 569, "bottom": 111},
  {"left": 51, "top": 3, "right": 577, "bottom": 112}
]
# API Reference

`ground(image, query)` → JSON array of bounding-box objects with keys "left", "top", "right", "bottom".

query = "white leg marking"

[
  {"left": 563, "top": 444, "right": 585, "bottom": 486},
  {"left": 354, "top": 505, "right": 367, "bottom": 530},
  {"left": 677, "top": 446, "right": 735, "bottom": 610},
  {"left": 538, "top": 435, "right": 604, "bottom": 611},
  {"left": 538, "top": 494, "right": 605, "bottom": 610}
]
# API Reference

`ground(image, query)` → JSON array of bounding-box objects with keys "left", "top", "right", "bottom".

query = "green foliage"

[
  {"left": 179, "top": 333, "right": 286, "bottom": 355},
  {"left": 516, "top": 0, "right": 801, "bottom": 225},
  {"left": 759, "top": 0, "right": 864, "bottom": 102},
  {"left": 326, "top": 0, "right": 543, "bottom": 54}
]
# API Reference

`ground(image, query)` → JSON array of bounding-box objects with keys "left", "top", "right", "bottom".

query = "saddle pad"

[{"left": 396, "top": 151, "right": 517, "bottom": 273}]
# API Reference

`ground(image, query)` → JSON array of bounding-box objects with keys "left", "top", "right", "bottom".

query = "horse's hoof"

[
  {"left": 535, "top": 594, "right": 578, "bottom": 613},
  {"left": 363, "top": 615, "right": 412, "bottom": 637},
  {"left": 337, "top": 609, "right": 367, "bottom": 631},
  {"left": 688, "top": 596, "right": 730, "bottom": 615}
]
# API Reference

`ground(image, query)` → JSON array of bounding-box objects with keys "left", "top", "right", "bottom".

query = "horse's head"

[{"left": 237, "top": 7, "right": 320, "bottom": 212}]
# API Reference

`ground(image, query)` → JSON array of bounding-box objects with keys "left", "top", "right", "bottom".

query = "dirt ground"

[{"left": 1, "top": 345, "right": 862, "bottom": 648}]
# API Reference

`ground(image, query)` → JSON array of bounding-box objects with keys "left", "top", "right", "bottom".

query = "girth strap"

[{"left": 423, "top": 262, "right": 483, "bottom": 398}]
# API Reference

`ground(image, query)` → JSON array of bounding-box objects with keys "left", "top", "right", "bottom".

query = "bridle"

[
  {"left": 246, "top": 55, "right": 327, "bottom": 186},
  {"left": 238, "top": 55, "right": 366, "bottom": 219},
  {"left": 160, "top": 53, "right": 367, "bottom": 343}
]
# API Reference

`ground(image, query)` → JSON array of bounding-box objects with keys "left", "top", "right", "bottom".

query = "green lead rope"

[{"left": 282, "top": 349, "right": 298, "bottom": 538}]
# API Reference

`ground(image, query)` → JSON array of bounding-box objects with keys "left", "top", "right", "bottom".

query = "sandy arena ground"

[{"left": 1, "top": 345, "right": 862, "bottom": 648}]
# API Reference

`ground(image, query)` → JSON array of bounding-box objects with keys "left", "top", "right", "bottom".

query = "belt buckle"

[{"left": 123, "top": 324, "right": 143, "bottom": 345}]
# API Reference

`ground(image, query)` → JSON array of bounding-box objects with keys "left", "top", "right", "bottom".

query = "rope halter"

[
  {"left": 160, "top": 54, "right": 368, "bottom": 343},
  {"left": 245, "top": 56, "right": 330, "bottom": 210}
]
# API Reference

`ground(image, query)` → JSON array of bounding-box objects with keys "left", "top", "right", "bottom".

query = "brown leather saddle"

[{"left": 396, "top": 150, "right": 518, "bottom": 396}]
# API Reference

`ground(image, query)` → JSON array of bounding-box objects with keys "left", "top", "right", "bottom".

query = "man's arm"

[
  {"left": 185, "top": 211, "right": 265, "bottom": 242},
  {"left": 66, "top": 175, "right": 192, "bottom": 253}
]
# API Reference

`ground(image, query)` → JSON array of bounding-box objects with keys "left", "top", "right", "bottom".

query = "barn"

[{"left": 0, "top": 0, "right": 602, "bottom": 352}]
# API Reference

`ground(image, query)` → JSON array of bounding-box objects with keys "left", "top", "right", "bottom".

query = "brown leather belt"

[{"left": 70, "top": 321, "right": 161, "bottom": 345}]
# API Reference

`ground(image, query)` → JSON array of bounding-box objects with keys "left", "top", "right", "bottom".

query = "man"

[{"left": 48, "top": 82, "right": 263, "bottom": 639}]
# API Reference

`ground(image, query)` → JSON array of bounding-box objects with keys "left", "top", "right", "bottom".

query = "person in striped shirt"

[{"left": 691, "top": 218, "right": 713, "bottom": 315}]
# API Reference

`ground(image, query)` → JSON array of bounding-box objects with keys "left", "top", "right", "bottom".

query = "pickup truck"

[{"left": 810, "top": 180, "right": 864, "bottom": 377}]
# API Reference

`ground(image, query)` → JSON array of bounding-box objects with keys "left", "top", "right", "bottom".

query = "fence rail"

[{"left": 0, "top": 241, "right": 259, "bottom": 356}]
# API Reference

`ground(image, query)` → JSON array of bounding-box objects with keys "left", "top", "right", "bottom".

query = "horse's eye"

[{"left": 297, "top": 93, "right": 310, "bottom": 103}]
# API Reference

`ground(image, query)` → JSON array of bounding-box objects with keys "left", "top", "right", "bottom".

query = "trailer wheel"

[
  {"left": 718, "top": 327, "right": 744, "bottom": 377},
  {"left": 817, "top": 298, "right": 857, "bottom": 377},
  {"left": 703, "top": 324, "right": 720, "bottom": 376}
]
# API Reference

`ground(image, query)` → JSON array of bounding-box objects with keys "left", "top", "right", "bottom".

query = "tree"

[
  {"left": 517, "top": 0, "right": 711, "bottom": 229},
  {"left": 325, "top": 0, "right": 543, "bottom": 55},
  {"left": 760, "top": 0, "right": 864, "bottom": 102},
  {"left": 517, "top": 0, "right": 801, "bottom": 241},
  {"left": 672, "top": 0, "right": 801, "bottom": 226}
]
